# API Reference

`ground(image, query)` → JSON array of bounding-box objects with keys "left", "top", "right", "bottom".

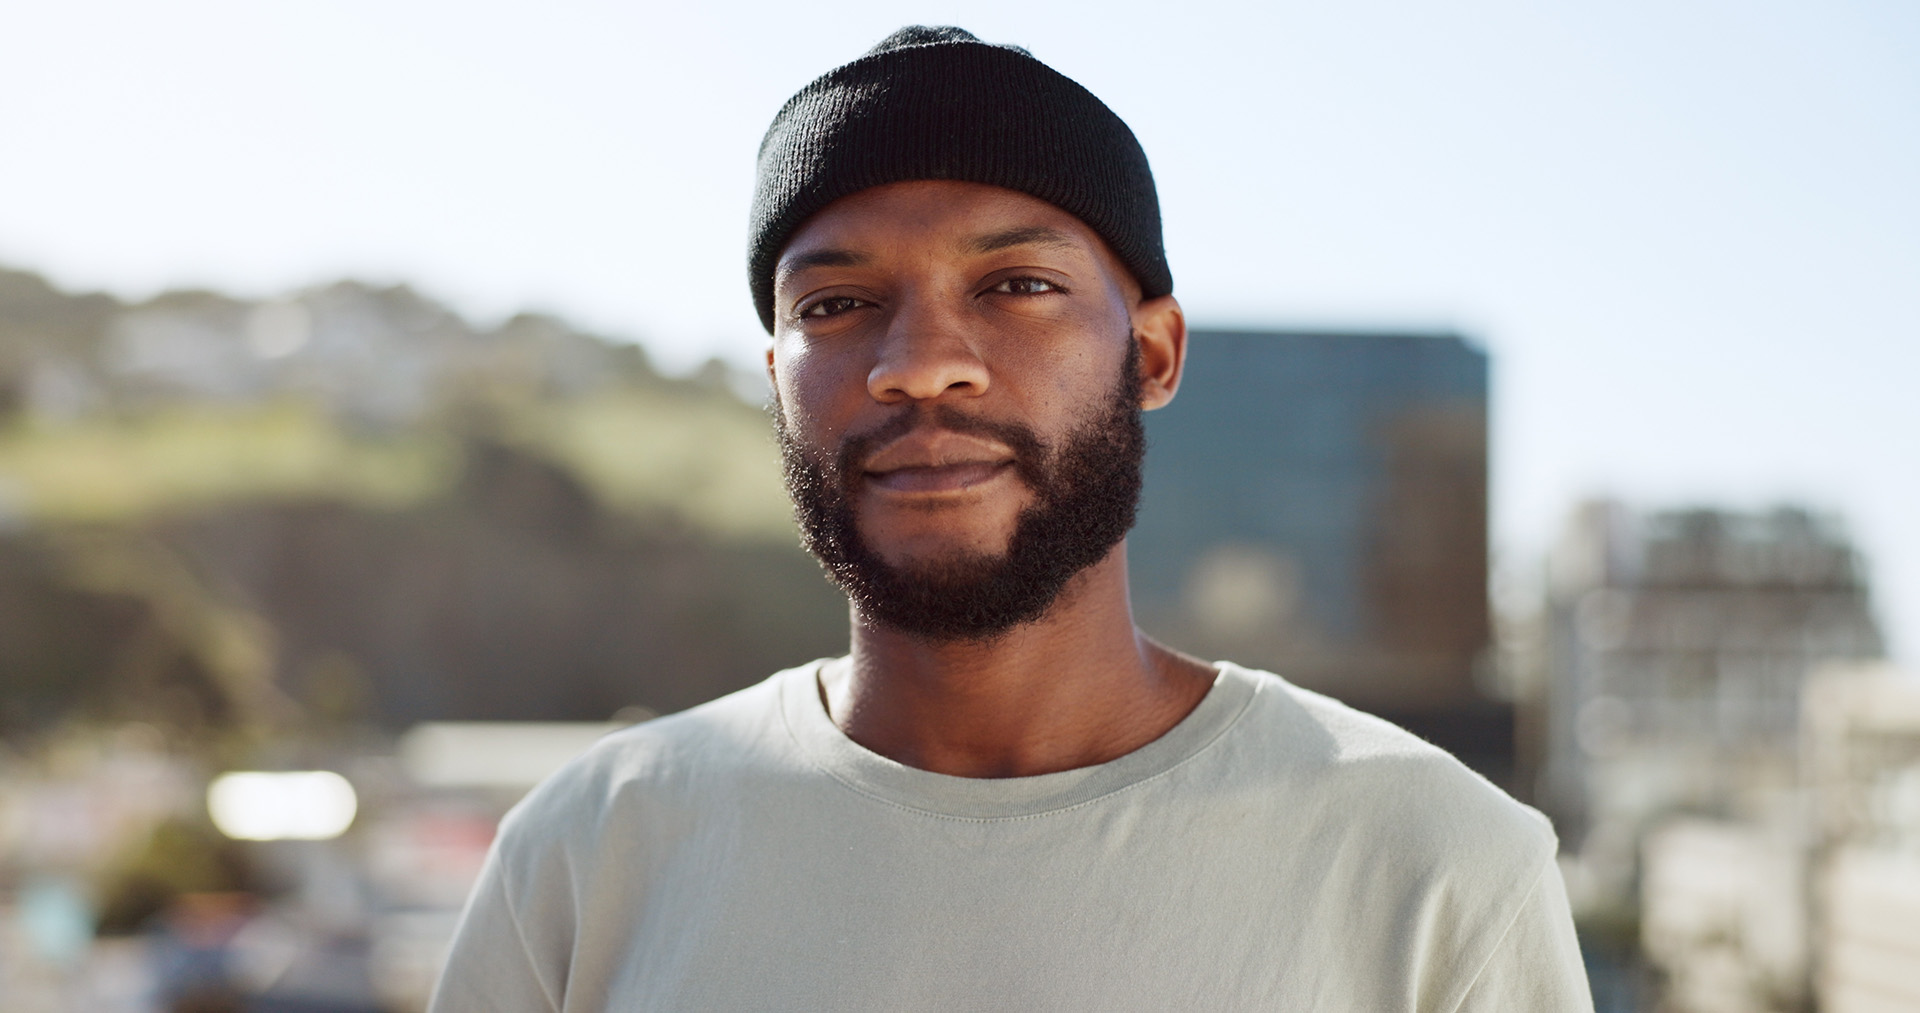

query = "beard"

[{"left": 775, "top": 339, "right": 1146, "bottom": 644}]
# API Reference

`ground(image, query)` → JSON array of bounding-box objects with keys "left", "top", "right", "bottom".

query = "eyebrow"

[
  {"left": 775, "top": 225, "right": 1082, "bottom": 287},
  {"left": 776, "top": 247, "right": 869, "bottom": 284},
  {"left": 963, "top": 225, "right": 1081, "bottom": 255}
]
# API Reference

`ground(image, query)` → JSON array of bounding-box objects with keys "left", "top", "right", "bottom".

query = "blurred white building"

[
  {"left": 1628, "top": 666, "right": 1920, "bottom": 1013},
  {"left": 1540, "top": 504, "right": 1884, "bottom": 893},
  {"left": 1640, "top": 818, "right": 1808, "bottom": 1011},
  {"left": 1802, "top": 665, "right": 1920, "bottom": 1012},
  {"left": 94, "top": 281, "right": 654, "bottom": 430}
]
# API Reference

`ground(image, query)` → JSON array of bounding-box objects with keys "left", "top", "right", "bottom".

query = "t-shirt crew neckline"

[{"left": 778, "top": 658, "right": 1262, "bottom": 821}]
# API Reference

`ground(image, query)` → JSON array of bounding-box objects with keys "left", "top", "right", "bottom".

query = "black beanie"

[{"left": 747, "top": 25, "right": 1171, "bottom": 333}]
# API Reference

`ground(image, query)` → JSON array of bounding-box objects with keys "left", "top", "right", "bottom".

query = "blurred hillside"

[{"left": 0, "top": 267, "right": 847, "bottom": 747}]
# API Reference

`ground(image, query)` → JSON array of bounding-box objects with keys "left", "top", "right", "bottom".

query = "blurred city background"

[{"left": 2, "top": 2, "right": 1916, "bottom": 1011}]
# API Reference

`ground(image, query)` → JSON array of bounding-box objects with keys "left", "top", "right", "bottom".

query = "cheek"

[
  {"left": 773, "top": 340, "right": 861, "bottom": 438},
  {"left": 1000, "top": 325, "right": 1128, "bottom": 418},
  {"left": 1032, "top": 294, "right": 1131, "bottom": 386}
]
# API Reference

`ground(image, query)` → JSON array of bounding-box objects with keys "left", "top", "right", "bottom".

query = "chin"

[
  {"left": 875, "top": 539, "right": 1013, "bottom": 575},
  {"left": 861, "top": 517, "right": 1020, "bottom": 568}
]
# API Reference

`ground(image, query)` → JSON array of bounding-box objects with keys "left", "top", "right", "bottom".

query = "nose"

[{"left": 866, "top": 303, "right": 990, "bottom": 404}]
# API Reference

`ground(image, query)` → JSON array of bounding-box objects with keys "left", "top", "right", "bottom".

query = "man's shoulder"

[
  {"left": 492, "top": 661, "right": 817, "bottom": 852},
  {"left": 1218, "top": 663, "right": 1558, "bottom": 870}
]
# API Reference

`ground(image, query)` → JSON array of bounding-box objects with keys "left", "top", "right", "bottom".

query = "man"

[{"left": 432, "top": 26, "right": 1592, "bottom": 1011}]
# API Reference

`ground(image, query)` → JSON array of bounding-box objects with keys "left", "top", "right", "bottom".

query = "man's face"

[{"left": 767, "top": 181, "right": 1158, "bottom": 641}]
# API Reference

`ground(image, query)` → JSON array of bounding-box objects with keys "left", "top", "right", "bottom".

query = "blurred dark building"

[{"left": 1132, "top": 329, "right": 1502, "bottom": 778}]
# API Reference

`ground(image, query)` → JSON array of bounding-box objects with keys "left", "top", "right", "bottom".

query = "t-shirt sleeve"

[
  {"left": 1450, "top": 859, "right": 1594, "bottom": 1013},
  {"left": 427, "top": 838, "right": 561, "bottom": 1013}
]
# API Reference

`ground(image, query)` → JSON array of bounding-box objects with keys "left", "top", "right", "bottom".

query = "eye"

[
  {"left": 801, "top": 295, "right": 869, "bottom": 319},
  {"left": 989, "top": 276, "right": 1062, "bottom": 296}
]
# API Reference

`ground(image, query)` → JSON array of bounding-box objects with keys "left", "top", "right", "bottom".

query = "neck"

[{"left": 826, "top": 543, "right": 1216, "bottom": 778}]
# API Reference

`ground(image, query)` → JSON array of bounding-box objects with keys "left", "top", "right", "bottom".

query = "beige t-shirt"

[{"left": 431, "top": 661, "right": 1593, "bottom": 1011}]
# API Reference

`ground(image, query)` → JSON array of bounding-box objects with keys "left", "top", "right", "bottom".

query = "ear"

[
  {"left": 764, "top": 344, "right": 779, "bottom": 392},
  {"left": 1132, "top": 295, "right": 1187, "bottom": 411}
]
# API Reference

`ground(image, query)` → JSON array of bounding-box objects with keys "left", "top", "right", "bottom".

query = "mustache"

[{"left": 835, "top": 404, "right": 1048, "bottom": 491}]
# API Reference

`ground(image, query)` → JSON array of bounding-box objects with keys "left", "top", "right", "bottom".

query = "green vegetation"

[
  {"left": 0, "top": 388, "right": 797, "bottom": 543},
  {"left": 0, "top": 402, "right": 456, "bottom": 521},
  {"left": 514, "top": 386, "right": 793, "bottom": 543},
  {"left": 0, "top": 267, "right": 832, "bottom": 745}
]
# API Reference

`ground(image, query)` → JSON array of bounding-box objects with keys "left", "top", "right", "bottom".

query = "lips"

[
  {"left": 866, "top": 460, "right": 1014, "bottom": 493},
  {"left": 859, "top": 430, "right": 1017, "bottom": 495}
]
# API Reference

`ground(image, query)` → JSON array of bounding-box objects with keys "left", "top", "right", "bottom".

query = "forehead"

[{"left": 776, "top": 180, "right": 1122, "bottom": 279}]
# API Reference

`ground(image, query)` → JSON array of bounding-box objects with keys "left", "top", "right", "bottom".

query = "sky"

[{"left": 3, "top": 0, "right": 1917, "bottom": 659}]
